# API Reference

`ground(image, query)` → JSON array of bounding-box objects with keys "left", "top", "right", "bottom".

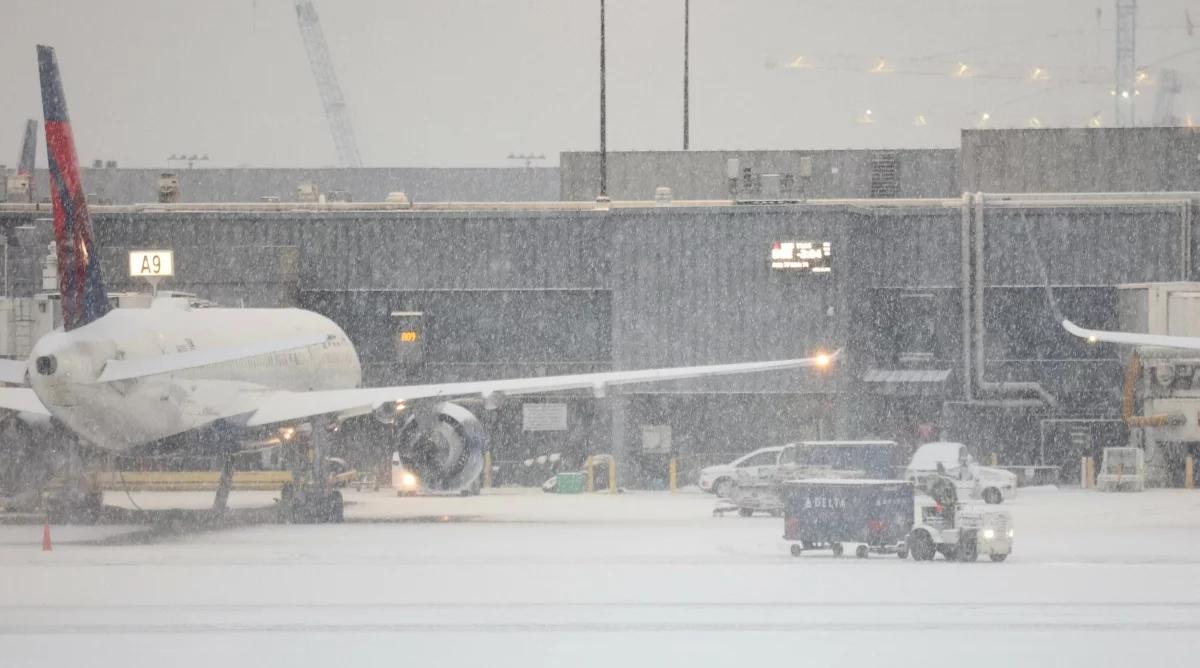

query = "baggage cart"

[{"left": 783, "top": 479, "right": 914, "bottom": 558}]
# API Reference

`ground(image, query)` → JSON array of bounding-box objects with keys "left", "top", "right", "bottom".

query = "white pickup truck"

[{"left": 904, "top": 442, "right": 1017, "bottom": 505}]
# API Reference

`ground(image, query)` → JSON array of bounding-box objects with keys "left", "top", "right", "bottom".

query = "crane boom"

[{"left": 293, "top": 0, "right": 363, "bottom": 167}]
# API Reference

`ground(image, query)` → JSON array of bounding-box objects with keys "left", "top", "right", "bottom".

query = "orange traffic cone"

[{"left": 41, "top": 520, "right": 53, "bottom": 552}]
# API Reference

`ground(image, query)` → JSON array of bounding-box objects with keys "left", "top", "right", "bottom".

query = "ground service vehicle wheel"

[
  {"left": 855, "top": 545, "right": 869, "bottom": 559},
  {"left": 909, "top": 532, "right": 935, "bottom": 561},
  {"left": 990, "top": 553, "right": 1008, "bottom": 562},
  {"left": 983, "top": 488, "right": 1002, "bottom": 504},
  {"left": 713, "top": 478, "right": 733, "bottom": 498},
  {"left": 897, "top": 546, "right": 909, "bottom": 559},
  {"left": 738, "top": 507, "right": 755, "bottom": 517},
  {"left": 790, "top": 544, "right": 803, "bottom": 557},
  {"left": 831, "top": 542, "right": 844, "bottom": 557},
  {"left": 957, "top": 537, "right": 978, "bottom": 562}
]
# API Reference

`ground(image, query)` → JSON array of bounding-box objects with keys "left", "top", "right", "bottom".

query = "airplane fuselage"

[{"left": 26, "top": 300, "right": 362, "bottom": 452}]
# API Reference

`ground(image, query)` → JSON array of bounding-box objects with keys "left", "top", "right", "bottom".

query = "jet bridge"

[{"left": 1117, "top": 282, "right": 1200, "bottom": 485}]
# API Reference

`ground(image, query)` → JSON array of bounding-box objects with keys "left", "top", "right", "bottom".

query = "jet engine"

[
  {"left": 395, "top": 402, "right": 487, "bottom": 492},
  {"left": 0, "top": 414, "right": 65, "bottom": 509}
]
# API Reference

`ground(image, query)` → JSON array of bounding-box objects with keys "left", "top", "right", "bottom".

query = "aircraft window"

[{"left": 739, "top": 451, "right": 778, "bottom": 467}]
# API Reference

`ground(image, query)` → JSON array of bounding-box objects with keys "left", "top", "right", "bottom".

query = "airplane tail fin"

[
  {"left": 37, "top": 45, "right": 110, "bottom": 331},
  {"left": 17, "top": 119, "right": 37, "bottom": 176}
]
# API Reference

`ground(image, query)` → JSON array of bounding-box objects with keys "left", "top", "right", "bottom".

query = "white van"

[{"left": 904, "top": 442, "right": 1017, "bottom": 504}]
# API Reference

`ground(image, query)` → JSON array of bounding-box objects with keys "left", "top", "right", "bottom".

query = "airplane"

[
  {"left": 0, "top": 45, "right": 839, "bottom": 522},
  {"left": 1063, "top": 319, "right": 1200, "bottom": 351}
]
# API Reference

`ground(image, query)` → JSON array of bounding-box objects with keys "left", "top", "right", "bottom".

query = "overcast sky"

[{"left": 2, "top": 0, "right": 1199, "bottom": 168}]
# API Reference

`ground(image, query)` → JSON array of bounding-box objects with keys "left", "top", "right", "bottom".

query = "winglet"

[{"left": 38, "top": 45, "right": 111, "bottom": 332}]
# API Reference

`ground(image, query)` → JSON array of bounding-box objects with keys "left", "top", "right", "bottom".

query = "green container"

[{"left": 556, "top": 471, "right": 587, "bottom": 494}]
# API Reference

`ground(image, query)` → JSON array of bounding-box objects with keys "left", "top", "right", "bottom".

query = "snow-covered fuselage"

[{"left": 26, "top": 301, "right": 361, "bottom": 452}]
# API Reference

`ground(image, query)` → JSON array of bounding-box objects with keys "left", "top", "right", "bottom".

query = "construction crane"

[
  {"left": 293, "top": 0, "right": 363, "bottom": 167},
  {"left": 1152, "top": 68, "right": 1183, "bottom": 126}
]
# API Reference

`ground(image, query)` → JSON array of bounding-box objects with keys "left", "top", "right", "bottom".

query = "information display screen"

[{"left": 770, "top": 241, "right": 831, "bottom": 273}]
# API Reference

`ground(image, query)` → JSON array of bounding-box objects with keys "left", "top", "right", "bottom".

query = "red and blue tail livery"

[{"left": 37, "top": 45, "right": 110, "bottom": 331}]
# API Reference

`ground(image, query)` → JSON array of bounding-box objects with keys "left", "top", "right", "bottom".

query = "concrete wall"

[
  {"left": 961, "top": 127, "right": 1200, "bottom": 193},
  {"left": 5, "top": 167, "right": 559, "bottom": 204},
  {"left": 560, "top": 149, "right": 959, "bottom": 201}
]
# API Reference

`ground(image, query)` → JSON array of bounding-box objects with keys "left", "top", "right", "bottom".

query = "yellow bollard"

[
  {"left": 669, "top": 458, "right": 678, "bottom": 493},
  {"left": 608, "top": 457, "right": 617, "bottom": 494},
  {"left": 586, "top": 456, "right": 595, "bottom": 493},
  {"left": 1087, "top": 456, "right": 1096, "bottom": 489},
  {"left": 483, "top": 451, "right": 492, "bottom": 489},
  {"left": 1186, "top": 456, "right": 1195, "bottom": 490},
  {"left": 1081, "top": 456, "right": 1090, "bottom": 488},
  {"left": 989, "top": 452, "right": 998, "bottom": 466}
]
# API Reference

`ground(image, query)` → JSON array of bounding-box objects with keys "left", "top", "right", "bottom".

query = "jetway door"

[{"left": 1167, "top": 292, "right": 1200, "bottom": 336}]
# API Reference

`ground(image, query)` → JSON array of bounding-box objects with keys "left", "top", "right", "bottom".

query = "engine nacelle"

[
  {"left": 396, "top": 402, "right": 487, "bottom": 492},
  {"left": 0, "top": 413, "right": 69, "bottom": 507},
  {"left": 373, "top": 401, "right": 406, "bottom": 425}
]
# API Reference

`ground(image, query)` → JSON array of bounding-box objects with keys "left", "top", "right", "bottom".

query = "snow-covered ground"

[{"left": 2, "top": 486, "right": 1200, "bottom": 666}]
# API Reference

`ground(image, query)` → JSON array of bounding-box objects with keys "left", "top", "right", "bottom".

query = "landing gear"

[
  {"left": 211, "top": 454, "right": 235, "bottom": 516},
  {"left": 276, "top": 417, "right": 345, "bottom": 524},
  {"left": 45, "top": 488, "right": 103, "bottom": 523},
  {"left": 278, "top": 484, "right": 344, "bottom": 523}
]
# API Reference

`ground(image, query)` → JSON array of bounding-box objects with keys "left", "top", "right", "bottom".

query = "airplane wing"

[
  {"left": 246, "top": 350, "right": 840, "bottom": 427},
  {"left": 1063, "top": 319, "right": 1200, "bottom": 351},
  {"left": 0, "top": 387, "right": 50, "bottom": 416},
  {"left": 0, "top": 359, "right": 26, "bottom": 385},
  {"left": 97, "top": 333, "right": 332, "bottom": 382}
]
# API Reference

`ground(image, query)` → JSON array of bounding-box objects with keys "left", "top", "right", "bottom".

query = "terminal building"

[{"left": 3, "top": 126, "right": 1200, "bottom": 487}]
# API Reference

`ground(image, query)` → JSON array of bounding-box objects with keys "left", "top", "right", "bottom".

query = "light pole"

[
  {"left": 599, "top": 0, "right": 607, "bottom": 199},
  {"left": 683, "top": 0, "right": 689, "bottom": 150}
]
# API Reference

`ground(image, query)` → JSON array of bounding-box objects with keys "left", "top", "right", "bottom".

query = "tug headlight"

[
  {"left": 983, "top": 529, "right": 995, "bottom": 540},
  {"left": 1007, "top": 528, "right": 1014, "bottom": 539}
]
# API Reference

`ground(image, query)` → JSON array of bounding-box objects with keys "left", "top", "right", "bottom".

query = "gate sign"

[{"left": 129, "top": 250, "right": 174, "bottom": 277}]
